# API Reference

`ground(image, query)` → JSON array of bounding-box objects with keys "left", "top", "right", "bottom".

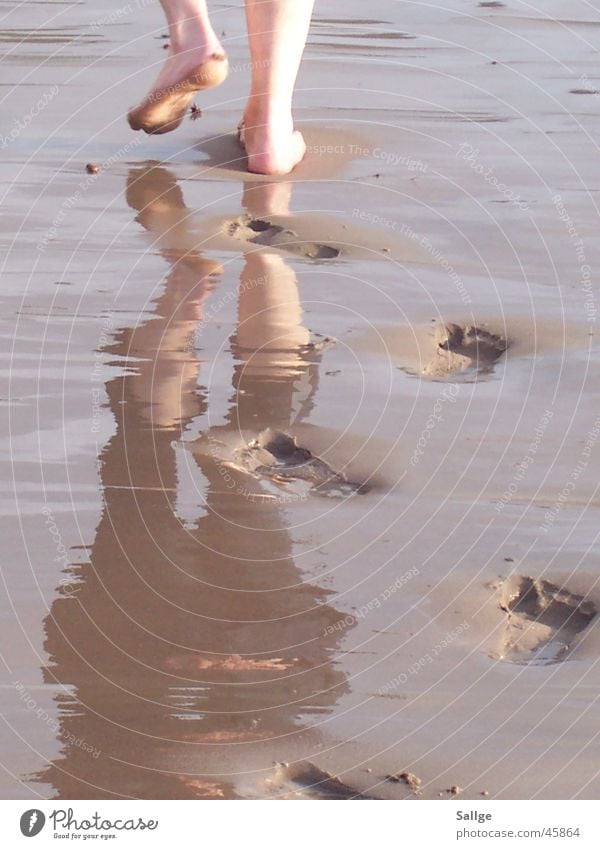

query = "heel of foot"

[
  {"left": 189, "top": 53, "right": 228, "bottom": 89},
  {"left": 245, "top": 131, "right": 306, "bottom": 176}
]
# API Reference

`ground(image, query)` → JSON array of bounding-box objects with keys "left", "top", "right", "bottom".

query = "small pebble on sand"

[{"left": 387, "top": 771, "right": 422, "bottom": 790}]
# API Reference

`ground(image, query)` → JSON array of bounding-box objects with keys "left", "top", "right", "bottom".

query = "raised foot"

[{"left": 128, "top": 52, "right": 228, "bottom": 135}]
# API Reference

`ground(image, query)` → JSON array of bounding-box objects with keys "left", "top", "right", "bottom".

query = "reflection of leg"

[
  {"left": 128, "top": 0, "right": 227, "bottom": 135},
  {"left": 125, "top": 165, "right": 222, "bottom": 429},
  {"left": 237, "top": 251, "right": 309, "bottom": 378},
  {"left": 241, "top": 0, "right": 315, "bottom": 175},
  {"left": 233, "top": 250, "right": 316, "bottom": 431},
  {"left": 241, "top": 179, "right": 292, "bottom": 218},
  {"left": 236, "top": 180, "right": 307, "bottom": 379},
  {"left": 127, "top": 164, "right": 210, "bottom": 256}
]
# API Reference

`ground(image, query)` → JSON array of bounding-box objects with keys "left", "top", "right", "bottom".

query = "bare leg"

[
  {"left": 128, "top": 0, "right": 227, "bottom": 135},
  {"left": 242, "top": 0, "right": 314, "bottom": 175}
]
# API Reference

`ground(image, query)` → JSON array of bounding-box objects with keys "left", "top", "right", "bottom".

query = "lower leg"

[
  {"left": 128, "top": 0, "right": 227, "bottom": 134},
  {"left": 242, "top": 0, "right": 315, "bottom": 175},
  {"left": 159, "top": 0, "right": 221, "bottom": 56}
]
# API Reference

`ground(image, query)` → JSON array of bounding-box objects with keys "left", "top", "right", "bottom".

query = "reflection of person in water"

[{"left": 40, "top": 166, "right": 348, "bottom": 799}]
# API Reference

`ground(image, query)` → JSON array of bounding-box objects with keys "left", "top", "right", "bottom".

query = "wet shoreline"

[{"left": 2, "top": 0, "right": 600, "bottom": 800}]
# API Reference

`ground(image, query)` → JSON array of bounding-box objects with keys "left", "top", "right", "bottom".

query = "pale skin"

[{"left": 128, "top": 0, "right": 315, "bottom": 175}]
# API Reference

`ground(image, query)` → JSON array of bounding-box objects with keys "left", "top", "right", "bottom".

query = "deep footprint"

[
  {"left": 236, "top": 429, "right": 364, "bottom": 497},
  {"left": 227, "top": 216, "right": 340, "bottom": 259},
  {"left": 494, "top": 576, "right": 596, "bottom": 665},
  {"left": 260, "top": 761, "right": 373, "bottom": 800},
  {"left": 423, "top": 323, "right": 508, "bottom": 379}
]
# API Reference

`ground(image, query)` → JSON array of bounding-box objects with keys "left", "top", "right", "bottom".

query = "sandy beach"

[{"left": 1, "top": 0, "right": 600, "bottom": 800}]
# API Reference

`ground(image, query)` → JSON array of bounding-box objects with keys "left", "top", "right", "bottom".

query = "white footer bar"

[{"left": 1, "top": 799, "right": 598, "bottom": 848}]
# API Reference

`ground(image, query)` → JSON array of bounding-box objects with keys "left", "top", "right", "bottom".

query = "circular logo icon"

[{"left": 19, "top": 810, "right": 45, "bottom": 837}]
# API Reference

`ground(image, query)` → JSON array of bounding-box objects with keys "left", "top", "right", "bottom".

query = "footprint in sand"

[
  {"left": 422, "top": 323, "right": 508, "bottom": 380},
  {"left": 226, "top": 215, "right": 340, "bottom": 259},
  {"left": 236, "top": 429, "right": 364, "bottom": 498},
  {"left": 257, "top": 761, "right": 373, "bottom": 800},
  {"left": 491, "top": 576, "right": 596, "bottom": 665}
]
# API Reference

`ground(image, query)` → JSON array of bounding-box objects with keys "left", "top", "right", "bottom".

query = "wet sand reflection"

[{"left": 39, "top": 166, "right": 349, "bottom": 799}]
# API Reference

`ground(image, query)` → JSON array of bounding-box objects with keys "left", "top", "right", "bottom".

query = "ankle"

[
  {"left": 244, "top": 98, "right": 293, "bottom": 132},
  {"left": 168, "top": 17, "right": 220, "bottom": 56}
]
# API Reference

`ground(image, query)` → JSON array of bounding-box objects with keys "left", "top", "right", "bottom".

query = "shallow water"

[{"left": 2, "top": 0, "right": 600, "bottom": 800}]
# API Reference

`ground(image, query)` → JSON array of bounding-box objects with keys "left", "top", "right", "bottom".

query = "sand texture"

[{"left": 1, "top": 0, "right": 600, "bottom": 800}]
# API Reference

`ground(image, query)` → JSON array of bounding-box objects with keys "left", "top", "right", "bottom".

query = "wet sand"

[{"left": 2, "top": 0, "right": 600, "bottom": 800}]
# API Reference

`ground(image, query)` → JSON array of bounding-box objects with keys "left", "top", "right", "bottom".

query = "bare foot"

[
  {"left": 128, "top": 46, "right": 228, "bottom": 135},
  {"left": 239, "top": 113, "right": 306, "bottom": 175}
]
